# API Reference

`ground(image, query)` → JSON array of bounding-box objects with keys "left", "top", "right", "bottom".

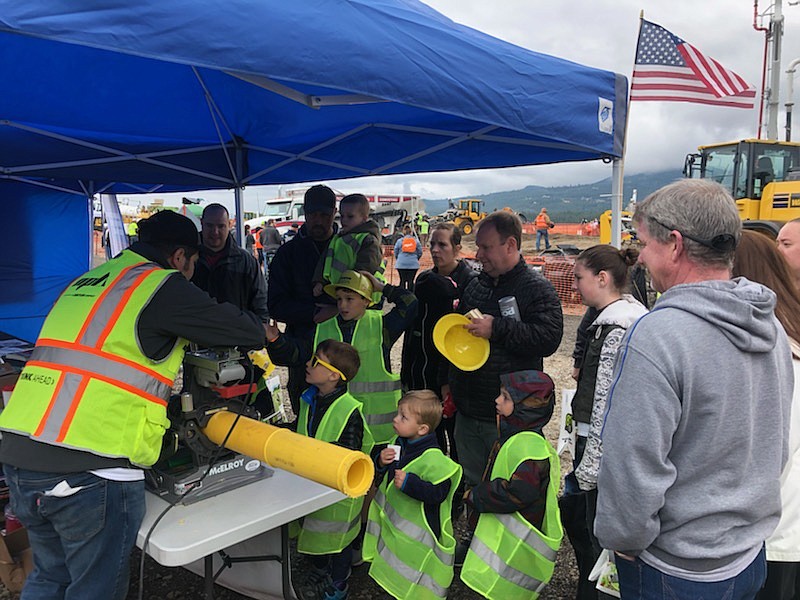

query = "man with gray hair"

[{"left": 596, "top": 179, "right": 793, "bottom": 598}]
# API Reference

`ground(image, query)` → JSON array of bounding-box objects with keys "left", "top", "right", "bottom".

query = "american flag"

[{"left": 631, "top": 19, "right": 756, "bottom": 108}]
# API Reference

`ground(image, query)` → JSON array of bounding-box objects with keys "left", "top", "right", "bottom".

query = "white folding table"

[{"left": 137, "top": 468, "right": 344, "bottom": 600}]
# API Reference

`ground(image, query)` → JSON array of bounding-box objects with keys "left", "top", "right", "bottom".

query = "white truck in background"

[{"left": 245, "top": 189, "right": 424, "bottom": 238}]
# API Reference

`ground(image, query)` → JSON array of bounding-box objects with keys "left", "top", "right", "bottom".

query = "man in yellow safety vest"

[{"left": 0, "top": 210, "right": 267, "bottom": 599}]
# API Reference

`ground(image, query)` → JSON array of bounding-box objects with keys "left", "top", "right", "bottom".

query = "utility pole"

[{"left": 766, "top": 0, "right": 784, "bottom": 140}]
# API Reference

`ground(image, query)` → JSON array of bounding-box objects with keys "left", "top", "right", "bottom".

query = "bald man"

[
  {"left": 192, "top": 203, "right": 268, "bottom": 322},
  {"left": 777, "top": 218, "right": 800, "bottom": 289}
]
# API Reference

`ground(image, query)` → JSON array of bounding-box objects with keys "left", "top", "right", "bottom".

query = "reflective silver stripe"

[
  {"left": 343, "top": 235, "right": 361, "bottom": 252},
  {"left": 373, "top": 489, "right": 452, "bottom": 565},
  {"left": 375, "top": 537, "right": 448, "bottom": 597},
  {"left": 349, "top": 379, "right": 402, "bottom": 394},
  {"left": 36, "top": 372, "right": 84, "bottom": 443},
  {"left": 330, "top": 258, "right": 352, "bottom": 276},
  {"left": 365, "top": 412, "right": 396, "bottom": 427},
  {"left": 79, "top": 263, "right": 158, "bottom": 346},
  {"left": 303, "top": 514, "right": 360, "bottom": 535},
  {"left": 366, "top": 517, "right": 381, "bottom": 539},
  {"left": 33, "top": 346, "right": 171, "bottom": 399},
  {"left": 495, "top": 513, "right": 558, "bottom": 562},
  {"left": 469, "top": 536, "right": 548, "bottom": 592}
]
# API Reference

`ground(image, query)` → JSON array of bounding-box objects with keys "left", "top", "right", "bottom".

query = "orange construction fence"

[
  {"left": 382, "top": 246, "right": 584, "bottom": 315},
  {"left": 522, "top": 222, "right": 599, "bottom": 236}
]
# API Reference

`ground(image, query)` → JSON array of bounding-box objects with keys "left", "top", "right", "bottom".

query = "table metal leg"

[
  {"left": 281, "top": 524, "right": 297, "bottom": 600},
  {"left": 204, "top": 554, "right": 215, "bottom": 599},
  {"left": 195, "top": 530, "right": 294, "bottom": 599}
]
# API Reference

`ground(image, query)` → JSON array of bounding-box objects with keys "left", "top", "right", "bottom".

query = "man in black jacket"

[
  {"left": 450, "top": 211, "right": 563, "bottom": 487},
  {"left": 193, "top": 203, "right": 269, "bottom": 323},
  {"left": 267, "top": 185, "right": 339, "bottom": 416}
]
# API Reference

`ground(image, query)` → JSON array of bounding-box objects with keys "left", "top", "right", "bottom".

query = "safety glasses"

[{"left": 310, "top": 354, "right": 347, "bottom": 381}]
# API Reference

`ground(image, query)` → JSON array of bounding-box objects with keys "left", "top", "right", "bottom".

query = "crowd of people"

[{"left": 0, "top": 181, "right": 797, "bottom": 600}]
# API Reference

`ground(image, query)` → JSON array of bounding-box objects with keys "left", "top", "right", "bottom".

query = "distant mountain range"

[{"left": 424, "top": 169, "right": 682, "bottom": 222}]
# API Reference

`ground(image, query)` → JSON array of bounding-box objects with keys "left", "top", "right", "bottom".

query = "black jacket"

[
  {"left": 449, "top": 257, "right": 563, "bottom": 421},
  {"left": 192, "top": 235, "right": 269, "bottom": 322},
  {"left": 572, "top": 306, "right": 599, "bottom": 370},
  {"left": 0, "top": 241, "right": 267, "bottom": 473},
  {"left": 467, "top": 395, "right": 555, "bottom": 531},
  {"left": 268, "top": 224, "right": 333, "bottom": 340},
  {"left": 401, "top": 260, "right": 478, "bottom": 394}
]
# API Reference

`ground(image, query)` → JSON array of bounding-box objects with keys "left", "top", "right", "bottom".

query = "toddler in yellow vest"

[
  {"left": 459, "top": 370, "right": 563, "bottom": 599},
  {"left": 293, "top": 339, "right": 373, "bottom": 600},
  {"left": 363, "top": 390, "right": 462, "bottom": 599},
  {"left": 312, "top": 193, "right": 385, "bottom": 299}
]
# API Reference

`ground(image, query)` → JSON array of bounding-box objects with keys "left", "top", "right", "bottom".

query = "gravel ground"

[{"left": 0, "top": 289, "right": 585, "bottom": 599}]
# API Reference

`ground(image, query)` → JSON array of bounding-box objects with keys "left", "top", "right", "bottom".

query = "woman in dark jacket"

[{"left": 401, "top": 222, "right": 477, "bottom": 459}]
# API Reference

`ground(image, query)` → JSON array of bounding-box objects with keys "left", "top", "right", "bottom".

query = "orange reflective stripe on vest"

[
  {"left": 76, "top": 263, "right": 159, "bottom": 346},
  {"left": 29, "top": 262, "right": 169, "bottom": 445}
]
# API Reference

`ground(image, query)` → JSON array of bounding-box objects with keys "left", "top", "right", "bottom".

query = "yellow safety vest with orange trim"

[{"left": 0, "top": 250, "right": 186, "bottom": 467}]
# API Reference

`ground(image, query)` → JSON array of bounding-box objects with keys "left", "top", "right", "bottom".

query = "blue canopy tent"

[{"left": 0, "top": 0, "right": 627, "bottom": 340}]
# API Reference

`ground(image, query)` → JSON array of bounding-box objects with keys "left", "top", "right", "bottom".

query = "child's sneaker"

[
  {"left": 299, "top": 566, "right": 331, "bottom": 600},
  {"left": 322, "top": 581, "right": 348, "bottom": 600}
]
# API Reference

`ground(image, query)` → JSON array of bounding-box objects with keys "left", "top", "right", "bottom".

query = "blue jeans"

[
  {"left": 616, "top": 547, "right": 766, "bottom": 600},
  {"left": 536, "top": 229, "right": 550, "bottom": 250},
  {"left": 4, "top": 465, "right": 145, "bottom": 600}
]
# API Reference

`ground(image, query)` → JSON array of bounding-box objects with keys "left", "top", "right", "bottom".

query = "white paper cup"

[{"left": 387, "top": 444, "right": 401, "bottom": 462}]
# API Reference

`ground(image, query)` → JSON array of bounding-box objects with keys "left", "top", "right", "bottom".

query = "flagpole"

[{"left": 612, "top": 11, "right": 644, "bottom": 248}]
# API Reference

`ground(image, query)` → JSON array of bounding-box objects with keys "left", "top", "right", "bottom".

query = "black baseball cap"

[
  {"left": 137, "top": 210, "right": 200, "bottom": 249},
  {"left": 304, "top": 185, "right": 336, "bottom": 214}
]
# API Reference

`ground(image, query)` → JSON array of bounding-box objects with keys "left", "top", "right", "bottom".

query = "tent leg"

[
  {"left": 610, "top": 158, "right": 624, "bottom": 248},
  {"left": 234, "top": 186, "right": 244, "bottom": 245}
]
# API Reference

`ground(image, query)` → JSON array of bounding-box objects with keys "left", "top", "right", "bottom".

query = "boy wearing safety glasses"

[
  {"left": 267, "top": 268, "right": 417, "bottom": 446},
  {"left": 292, "top": 339, "right": 373, "bottom": 600}
]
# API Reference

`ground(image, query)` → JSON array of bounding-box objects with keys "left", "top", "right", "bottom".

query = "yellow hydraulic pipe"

[{"left": 202, "top": 410, "right": 374, "bottom": 498}]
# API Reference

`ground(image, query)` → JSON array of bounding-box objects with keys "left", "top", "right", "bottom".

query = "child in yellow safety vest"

[
  {"left": 266, "top": 269, "right": 417, "bottom": 446},
  {"left": 313, "top": 193, "right": 386, "bottom": 304},
  {"left": 363, "top": 390, "right": 462, "bottom": 600},
  {"left": 459, "top": 370, "right": 563, "bottom": 600},
  {"left": 292, "top": 339, "right": 373, "bottom": 600}
]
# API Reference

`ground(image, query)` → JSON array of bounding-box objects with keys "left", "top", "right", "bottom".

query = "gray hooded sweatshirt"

[{"left": 596, "top": 278, "right": 794, "bottom": 578}]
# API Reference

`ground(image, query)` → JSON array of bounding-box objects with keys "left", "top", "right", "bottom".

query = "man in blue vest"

[{"left": 0, "top": 210, "right": 267, "bottom": 600}]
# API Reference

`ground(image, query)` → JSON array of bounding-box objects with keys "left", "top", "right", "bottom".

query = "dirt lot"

[{"left": 461, "top": 231, "right": 598, "bottom": 257}]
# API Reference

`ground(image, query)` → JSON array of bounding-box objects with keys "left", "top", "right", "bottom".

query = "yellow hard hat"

[
  {"left": 324, "top": 270, "right": 374, "bottom": 305},
  {"left": 433, "top": 313, "right": 489, "bottom": 372}
]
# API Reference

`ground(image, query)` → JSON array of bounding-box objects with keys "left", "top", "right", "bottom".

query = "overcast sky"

[{"left": 126, "top": 0, "right": 800, "bottom": 212}]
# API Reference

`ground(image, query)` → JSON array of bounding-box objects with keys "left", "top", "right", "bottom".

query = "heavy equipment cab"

[{"left": 684, "top": 139, "right": 800, "bottom": 236}]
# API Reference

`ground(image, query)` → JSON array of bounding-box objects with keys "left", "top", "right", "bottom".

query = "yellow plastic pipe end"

[{"left": 203, "top": 411, "right": 374, "bottom": 498}]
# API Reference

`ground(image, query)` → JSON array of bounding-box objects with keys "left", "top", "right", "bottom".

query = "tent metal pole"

[
  {"left": 611, "top": 158, "right": 624, "bottom": 248},
  {"left": 234, "top": 145, "right": 244, "bottom": 246}
]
